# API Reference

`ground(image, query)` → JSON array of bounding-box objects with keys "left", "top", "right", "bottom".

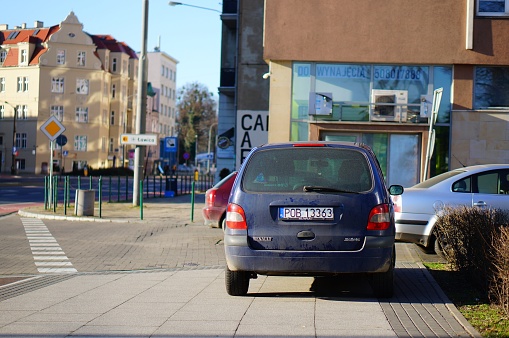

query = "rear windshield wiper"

[{"left": 303, "top": 186, "right": 359, "bottom": 194}]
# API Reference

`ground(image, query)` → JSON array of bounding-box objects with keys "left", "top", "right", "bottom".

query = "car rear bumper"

[{"left": 225, "top": 236, "right": 394, "bottom": 275}]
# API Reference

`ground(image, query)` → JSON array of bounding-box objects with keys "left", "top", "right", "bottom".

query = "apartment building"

[
  {"left": 0, "top": 12, "right": 140, "bottom": 174},
  {"left": 145, "top": 51, "right": 178, "bottom": 172},
  {"left": 262, "top": 0, "right": 509, "bottom": 186}
]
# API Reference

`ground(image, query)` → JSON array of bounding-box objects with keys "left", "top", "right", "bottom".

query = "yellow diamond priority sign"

[{"left": 41, "top": 116, "right": 66, "bottom": 141}]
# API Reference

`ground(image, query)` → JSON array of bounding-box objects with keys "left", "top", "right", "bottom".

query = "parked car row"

[{"left": 202, "top": 141, "right": 509, "bottom": 297}]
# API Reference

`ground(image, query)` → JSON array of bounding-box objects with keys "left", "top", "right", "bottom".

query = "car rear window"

[
  {"left": 413, "top": 169, "right": 465, "bottom": 188},
  {"left": 242, "top": 147, "right": 373, "bottom": 193}
]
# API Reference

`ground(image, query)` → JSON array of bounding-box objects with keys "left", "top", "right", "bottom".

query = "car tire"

[
  {"left": 370, "top": 251, "right": 394, "bottom": 298},
  {"left": 225, "top": 266, "right": 250, "bottom": 296},
  {"left": 434, "top": 234, "right": 451, "bottom": 261}
]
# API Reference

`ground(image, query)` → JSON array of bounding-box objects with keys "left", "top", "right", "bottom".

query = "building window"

[
  {"left": 15, "top": 132, "right": 27, "bottom": 148},
  {"left": 51, "top": 77, "right": 64, "bottom": 93},
  {"left": 0, "top": 50, "right": 6, "bottom": 64},
  {"left": 109, "top": 138, "right": 114, "bottom": 152},
  {"left": 0, "top": 135, "right": 3, "bottom": 145},
  {"left": 474, "top": 66, "right": 509, "bottom": 109},
  {"left": 161, "top": 65, "right": 165, "bottom": 75},
  {"left": 51, "top": 105, "right": 64, "bottom": 121},
  {"left": 0, "top": 105, "right": 4, "bottom": 119},
  {"left": 16, "top": 105, "right": 28, "bottom": 120},
  {"left": 0, "top": 77, "right": 5, "bottom": 92},
  {"left": 112, "top": 84, "right": 116, "bottom": 98},
  {"left": 74, "top": 135, "right": 87, "bottom": 151},
  {"left": 477, "top": 0, "right": 509, "bottom": 15},
  {"left": 102, "top": 109, "right": 108, "bottom": 124},
  {"left": 20, "top": 49, "right": 28, "bottom": 65},
  {"left": 110, "top": 111, "right": 115, "bottom": 125},
  {"left": 57, "top": 50, "right": 66, "bottom": 65},
  {"left": 112, "top": 58, "right": 117, "bottom": 72},
  {"left": 17, "top": 76, "right": 28, "bottom": 92},
  {"left": 77, "top": 51, "right": 86, "bottom": 66},
  {"left": 15, "top": 159, "right": 26, "bottom": 170},
  {"left": 76, "top": 78, "right": 89, "bottom": 94},
  {"left": 75, "top": 107, "right": 88, "bottom": 123}
]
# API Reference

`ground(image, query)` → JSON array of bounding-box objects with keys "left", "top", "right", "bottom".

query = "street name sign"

[{"left": 120, "top": 134, "right": 158, "bottom": 145}]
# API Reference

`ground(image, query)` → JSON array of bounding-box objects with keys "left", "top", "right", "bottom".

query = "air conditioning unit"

[{"left": 371, "top": 90, "right": 408, "bottom": 122}]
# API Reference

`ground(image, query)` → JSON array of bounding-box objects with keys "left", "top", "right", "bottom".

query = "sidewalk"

[
  {"left": 6, "top": 195, "right": 482, "bottom": 337},
  {"left": 18, "top": 193, "right": 205, "bottom": 223}
]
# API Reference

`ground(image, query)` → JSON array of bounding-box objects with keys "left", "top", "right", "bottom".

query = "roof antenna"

[{"left": 453, "top": 154, "right": 466, "bottom": 167}]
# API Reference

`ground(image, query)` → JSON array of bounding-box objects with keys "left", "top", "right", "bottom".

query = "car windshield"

[
  {"left": 242, "top": 147, "right": 373, "bottom": 193},
  {"left": 413, "top": 169, "right": 465, "bottom": 188}
]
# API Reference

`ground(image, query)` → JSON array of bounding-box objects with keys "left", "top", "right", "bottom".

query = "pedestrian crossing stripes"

[{"left": 21, "top": 218, "right": 77, "bottom": 274}]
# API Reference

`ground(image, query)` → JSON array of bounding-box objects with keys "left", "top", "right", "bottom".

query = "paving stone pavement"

[{"left": 0, "top": 194, "right": 482, "bottom": 337}]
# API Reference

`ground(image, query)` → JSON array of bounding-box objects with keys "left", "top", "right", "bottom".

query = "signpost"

[
  {"left": 40, "top": 116, "right": 66, "bottom": 206},
  {"left": 120, "top": 133, "right": 158, "bottom": 146}
]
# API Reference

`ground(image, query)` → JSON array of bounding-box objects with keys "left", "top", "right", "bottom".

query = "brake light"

[
  {"left": 293, "top": 143, "right": 326, "bottom": 147},
  {"left": 367, "top": 204, "right": 391, "bottom": 230},
  {"left": 206, "top": 189, "right": 216, "bottom": 207},
  {"left": 392, "top": 195, "right": 401, "bottom": 213},
  {"left": 225, "top": 203, "right": 247, "bottom": 230}
]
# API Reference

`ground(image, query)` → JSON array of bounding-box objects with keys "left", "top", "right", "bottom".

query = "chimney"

[
  {"left": 34, "top": 21, "right": 44, "bottom": 28},
  {"left": 21, "top": 23, "right": 26, "bottom": 29},
  {"left": 0, "top": 24, "right": 8, "bottom": 31}
]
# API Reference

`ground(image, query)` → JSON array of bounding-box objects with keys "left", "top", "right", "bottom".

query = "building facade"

[
  {"left": 0, "top": 12, "right": 141, "bottom": 174},
  {"left": 262, "top": 0, "right": 509, "bottom": 186},
  {"left": 145, "top": 51, "right": 178, "bottom": 172},
  {"left": 216, "top": 0, "right": 269, "bottom": 173}
]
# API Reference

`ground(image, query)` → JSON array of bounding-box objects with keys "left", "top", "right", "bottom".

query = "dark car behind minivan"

[{"left": 224, "top": 142, "right": 403, "bottom": 297}]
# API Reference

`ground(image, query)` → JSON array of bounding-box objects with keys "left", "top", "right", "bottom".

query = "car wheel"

[
  {"left": 434, "top": 234, "right": 452, "bottom": 261},
  {"left": 225, "top": 266, "right": 250, "bottom": 296},
  {"left": 370, "top": 252, "right": 394, "bottom": 298}
]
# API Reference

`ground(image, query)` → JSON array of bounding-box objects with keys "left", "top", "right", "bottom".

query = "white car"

[{"left": 393, "top": 164, "right": 509, "bottom": 255}]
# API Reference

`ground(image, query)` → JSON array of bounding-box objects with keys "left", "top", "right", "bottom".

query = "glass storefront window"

[
  {"left": 474, "top": 67, "right": 509, "bottom": 109},
  {"left": 373, "top": 65, "right": 429, "bottom": 104},
  {"left": 292, "top": 63, "right": 311, "bottom": 120},
  {"left": 433, "top": 67, "right": 452, "bottom": 123}
]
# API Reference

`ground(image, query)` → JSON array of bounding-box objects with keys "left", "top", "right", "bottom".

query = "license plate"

[{"left": 279, "top": 207, "right": 334, "bottom": 220}]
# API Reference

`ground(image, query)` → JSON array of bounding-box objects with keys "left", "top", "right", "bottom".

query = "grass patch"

[{"left": 424, "top": 262, "right": 509, "bottom": 337}]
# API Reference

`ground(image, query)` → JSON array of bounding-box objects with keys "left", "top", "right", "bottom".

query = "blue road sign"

[{"left": 164, "top": 137, "right": 177, "bottom": 152}]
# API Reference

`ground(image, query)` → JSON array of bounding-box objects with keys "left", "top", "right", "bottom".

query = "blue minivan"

[{"left": 224, "top": 142, "right": 403, "bottom": 297}]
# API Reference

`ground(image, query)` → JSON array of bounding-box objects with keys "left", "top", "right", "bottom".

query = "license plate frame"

[{"left": 279, "top": 207, "right": 334, "bottom": 221}]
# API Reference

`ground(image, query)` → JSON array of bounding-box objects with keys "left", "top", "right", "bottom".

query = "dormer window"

[
  {"left": 0, "top": 50, "right": 6, "bottom": 64},
  {"left": 20, "top": 49, "right": 28, "bottom": 65}
]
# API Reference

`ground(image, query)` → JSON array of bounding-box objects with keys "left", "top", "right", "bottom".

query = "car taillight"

[
  {"left": 367, "top": 204, "right": 391, "bottom": 230},
  {"left": 225, "top": 203, "right": 247, "bottom": 230},
  {"left": 392, "top": 195, "right": 401, "bottom": 213},
  {"left": 206, "top": 189, "right": 216, "bottom": 207}
]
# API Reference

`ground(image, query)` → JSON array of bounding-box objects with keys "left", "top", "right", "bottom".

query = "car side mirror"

[{"left": 389, "top": 185, "right": 404, "bottom": 196}]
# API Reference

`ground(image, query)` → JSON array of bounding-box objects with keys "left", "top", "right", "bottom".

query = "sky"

[{"left": 2, "top": 0, "right": 222, "bottom": 98}]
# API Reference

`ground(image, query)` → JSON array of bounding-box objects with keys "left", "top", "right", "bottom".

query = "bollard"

[
  {"left": 89, "top": 175, "right": 92, "bottom": 190},
  {"left": 140, "top": 180, "right": 143, "bottom": 220},
  {"left": 191, "top": 181, "right": 195, "bottom": 222},
  {"left": 99, "top": 176, "right": 102, "bottom": 218},
  {"left": 78, "top": 175, "right": 81, "bottom": 190}
]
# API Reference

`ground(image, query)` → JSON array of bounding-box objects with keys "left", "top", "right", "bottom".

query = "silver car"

[{"left": 393, "top": 164, "right": 509, "bottom": 255}]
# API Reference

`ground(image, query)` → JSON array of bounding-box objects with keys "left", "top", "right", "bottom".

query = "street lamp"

[{"left": 168, "top": 1, "right": 221, "bottom": 13}]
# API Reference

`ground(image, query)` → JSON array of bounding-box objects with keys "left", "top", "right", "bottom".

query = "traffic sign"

[
  {"left": 164, "top": 137, "right": 177, "bottom": 152},
  {"left": 63, "top": 150, "right": 69, "bottom": 157},
  {"left": 56, "top": 134, "right": 68, "bottom": 146},
  {"left": 120, "top": 134, "right": 158, "bottom": 145},
  {"left": 40, "top": 116, "right": 66, "bottom": 141}
]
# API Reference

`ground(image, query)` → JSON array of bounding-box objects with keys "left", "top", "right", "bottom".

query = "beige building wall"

[
  {"left": 451, "top": 111, "right": 509, "bottom": 168},
  {"left": 267, "top": 61, "right": 292, "bottom": 143}
]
